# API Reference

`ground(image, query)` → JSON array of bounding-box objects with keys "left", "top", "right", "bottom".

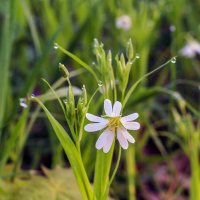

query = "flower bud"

[
  {"left": 77, "top": 85, "right": 87, "bottom": 115},
  {"left": 77, "top": 85, "right": 88, "bottom": 137},
  {"left": 107, "top": 50, "right": 112, "bottom": 64},
  {"left": 120, "top": 53, "right": 126, "bottom": 69},
  {"left": 82, "top": 85, "right": 87, "bottom": 106},
  {"left": 66, "top": 85, "right": 75, "bottom": 126},
  {"left": 126, "top": 38, "right": 134, "bottom": 60},
  {"left": 59, "top": 63, "right": 69, "bottom": 78}
]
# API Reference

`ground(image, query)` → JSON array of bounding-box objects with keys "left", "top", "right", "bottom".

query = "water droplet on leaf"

[
  {"left": 30, "top": 94, "right": 35, "bottom": 98},
  {"left": 171, "top": 57, "right": 176, "bottom": 63},
  {"left": 19, "top": 98, "right": 27, "bottom": 108},
  {"left": 54, "top": 43, "right": 58, "bottom": 49},
  {"left": 169, "top": 25, "right": 176, "bottom": 32},
  {"left": 98, "top": 80, "right": 103, "bottom": 87},
  {"left": 135, "top": 53, "right": 140, "bottom": 59}
]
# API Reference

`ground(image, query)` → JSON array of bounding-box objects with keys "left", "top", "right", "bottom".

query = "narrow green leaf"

[
  {"left": 32, "top": 97, "right": 94, "bottom": 200},
  {"left": 55, "top": 43, "right": 98, "bottom": 82},
  {"left": 0, "top": 0, "right": 15, "bottom": 142},
  {"left": 0, "top": 109, "right": 28, "bottom": 175}
]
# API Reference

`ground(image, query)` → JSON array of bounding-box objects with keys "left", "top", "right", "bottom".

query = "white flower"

[
  {"left": 180, "top": 39, "right": 200, "bottom": 58},
  {"left": 84, "top": 99, "right": 140, "bottom": 153},
  {"left": 115, "top": 15, "right": 132, "bottom": 31}
]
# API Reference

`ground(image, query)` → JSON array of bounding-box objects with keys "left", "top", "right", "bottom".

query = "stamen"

[{"left": 107, "top": 117, "right": 121, "bottom": 131}]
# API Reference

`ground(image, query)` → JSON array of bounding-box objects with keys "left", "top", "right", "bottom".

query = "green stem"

[
  {"left": 125, "top": 146, "right": 136, "bottom": 200},
  {"left": 100, "top": 146, "right": 122, "bottom": 200},
  {"left": 123, "top": 57, "right": 175, "bottom": 107},
  {"left": 108, "top": 146, "right": 121, "bottom": 186}
]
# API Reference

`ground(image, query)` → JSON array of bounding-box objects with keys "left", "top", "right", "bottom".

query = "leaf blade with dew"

[
  {"left": 41, "top": 78, "right": 78, "bottom": 142},
  {"left": 54, "top": 43, "right": 98, "bottom": 82},
  {"left": 122, "top": 57, "right": 177, "bottom": 107},
  {"left": 11, "top": 77, "right": 81, "bottom": 174},
  {"left": 31, "top": 96, "right": 94, "bottom": 200}
]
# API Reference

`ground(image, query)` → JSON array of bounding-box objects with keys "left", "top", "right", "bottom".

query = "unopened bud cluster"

[{"left": 60, "top": 64, "right": 87, "bottom": 141}]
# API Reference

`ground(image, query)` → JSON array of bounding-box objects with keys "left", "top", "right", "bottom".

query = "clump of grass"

[{"left": 30, "top": 39, "right": 175, "bottom": 199}]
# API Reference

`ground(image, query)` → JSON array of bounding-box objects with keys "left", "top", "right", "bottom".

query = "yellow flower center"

[{"left": 107, "top": 117, "right": 121, "bottom": 131}]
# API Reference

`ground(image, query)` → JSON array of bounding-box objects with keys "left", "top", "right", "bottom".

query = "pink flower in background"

[
  {"left": 180, "top": 39, "right": 200, "bottom": 58},
  {"left": 115, "top": 15, "right": 132, "bottom": 31}
]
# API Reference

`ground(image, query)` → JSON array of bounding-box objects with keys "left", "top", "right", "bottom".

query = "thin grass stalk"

[
  {"left": 20, "top": 0, "right": 41, "bottom": 55},
  {"left": 190, "top": 130, "right": 200, "bottom": 200}
]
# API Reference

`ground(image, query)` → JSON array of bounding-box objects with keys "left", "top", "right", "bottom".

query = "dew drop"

[
  {"left": 169, "top": 25, "right": 176, "bottom": 32},
  {"left": 171, "top": 57, "right": 176, "bottom": 63},
  {"left": 30, "top": 94, "right": 35, "bottom": 98},
  {"left": 19, "top": 98, "right": 28, "bottom": 108},
  {"left": 173, "top": 92, "right": 183, "bottom": 100},
  {"left": 82, "top": 85, "right": 85, "bottom": 90},
  {"left": 98, "top": 80, "right": 103, "bottom": 87},
  {"left": 135, "top": 53, "right": 140, "bottom": 59},
  {"left": 54, "top": 43, "right": 58, "bottom": 49}
]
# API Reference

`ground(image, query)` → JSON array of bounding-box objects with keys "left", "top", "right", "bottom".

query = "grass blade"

[
  {"left": 0, "top": 0, "right": 15, "bottom": 142},
  {"left": 32, "top": 96, "right": 94, "bottom": 200},
  {"left": 55, "top": 43, "right": 98, "bottom": 82}
]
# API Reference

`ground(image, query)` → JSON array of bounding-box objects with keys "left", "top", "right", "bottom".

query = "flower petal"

[
  {"left": 123, "top": 130, "right": 135, "bottom": 143},
  {"left": 103, "top": 130, "right": 115, "bottom": 153},
  {"left": 95, "top": 129, "right": 109, "bottom": 150},
  {"left": 117, "top": 127, "right": 128, "bottom": 149},
  {"left": 119, "top": 126, "right": 135, "bottom": 143},
  {"left": 121, "top": 113, "right": 139, "bottom": 122},
  {"left": 121, "top": 121, "right": 140, "bottom": 130},
  {"left": 84, "top": 122, "right": 108, "bottom": 132},
  {"left": 86, "top": 113, "right": 108, "bottom": 123},
  {"left": 104, "top": 99, "right": 113, "bottom": 116},
  {"left": 112, "top": 101, "right": 122, "bottom": 116}
]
